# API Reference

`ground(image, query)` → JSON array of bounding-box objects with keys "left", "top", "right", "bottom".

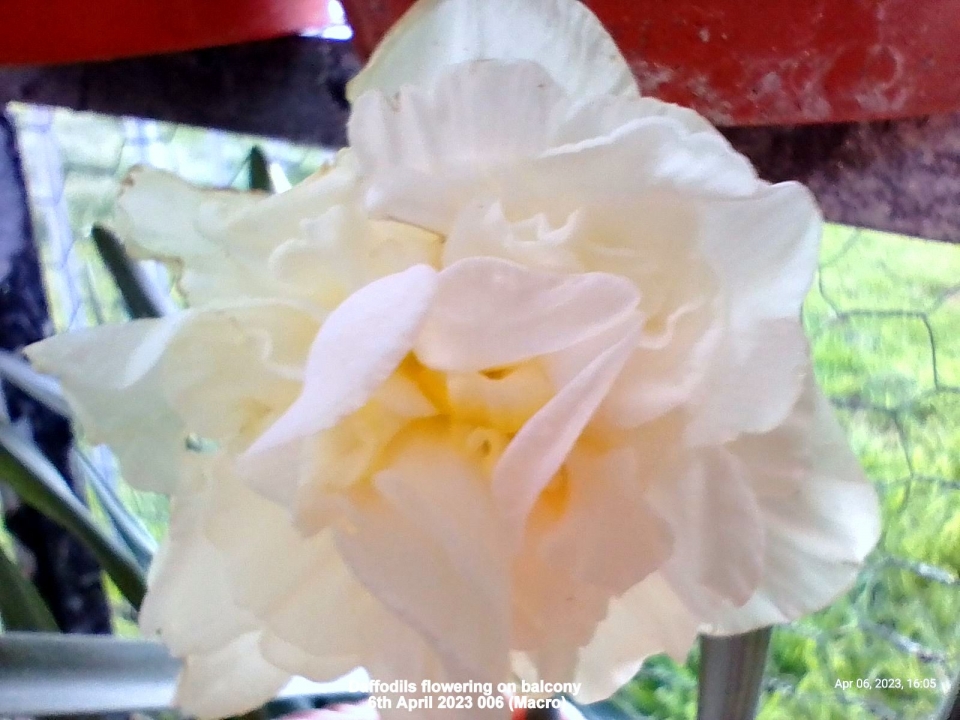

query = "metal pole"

[{"left": 697, "top": 628, "right": 772, "bottom": 720}]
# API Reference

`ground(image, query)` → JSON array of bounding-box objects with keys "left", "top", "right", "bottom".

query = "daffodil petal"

[
  {"left": 544, "top": 444, "right": 672, "bottom": 595},
  {"left": 708, "top": 382, "right": 880, "bottom": 633},
  {"left": 246, "top": 264, "right": 438, "bottom": 455},
  {"left": 116, "top": 158, "right": 359, "bottom": 305},
  {"left": 26, "top": 317, "right": 187, "bottom": 493},
  {"left": 335, "top": 429, "right": 510, "bottom": 684},
  {"left": 351, "top": 61, "right": 573, "bottom": 231},
  {"left": 493, "top": 319, "right": 640, "bottom": 533},
  {"left": 648, "top": 446, "right": 766, "bottom": 608},
  {"left": 574, "top": 574, "right": 701, "bottom": 702},
  {"left": 347, "top": 0, "right": 637, "bottom": 104},
  {"left": 697, "top": 182, "right": 822, "bottom": 323},
  {"left": 687, "top": 320, "right": 810, "bottom": 445},
  {"left": 175, "top": 632, "right": 289, "bottom": 720},
  {"left": 416, "top": 257, "right": 639, "bottom": 372}
]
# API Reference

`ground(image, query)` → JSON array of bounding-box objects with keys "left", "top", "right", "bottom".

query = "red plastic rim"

[
  {"left": 342, "top": 0, "right": 960, "bottom": 126},
  {"left": 0, "top": 0, "right": 329, "bottom": 66}
]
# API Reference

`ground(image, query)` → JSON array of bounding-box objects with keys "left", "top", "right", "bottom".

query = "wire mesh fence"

[{"left": 7, "top": 103, "right": 960, "bottom": 719}]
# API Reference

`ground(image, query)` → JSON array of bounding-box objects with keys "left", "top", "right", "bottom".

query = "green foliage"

[
  {"left": 0, "top": 545, "right": 58, "bottom": 631},
  {"left": 0, "top": 440, "right": 146, "bottom": 610}
]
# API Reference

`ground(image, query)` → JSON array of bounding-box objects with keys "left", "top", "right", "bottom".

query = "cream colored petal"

[
  {"left": 557, "top": 94, "right": 720, "bottom": 142},
  {"left": 351, "top": 61, "right": 572, "bottom": 231},
  {"left": 596, "top": 296, "right": 723, "bottom": 428},
  {"left": 646, "top": 445, "right": 765, "bottom": 608},
  {"left": 574, "top": 574, "right": 700, "bottom": 702},
  {"left": 504, "top": 116, "right": 759, "bottom": 219},
  {"left": 416, "top": 257, "right": 639, "bottom": 373},
  {"left": 161, "top": 302, "right": 319, "bottom": 451},
  {"left": 293, "top": 405, "right": 410, "bottom": 533},
  {"left": 116, "top": 155, "right": 360, "bottom": 305},
  {"left": 442, "top": 201, "right": 584, "bottom": 272},
  {"left": 544, "top": 444, "right": 672, "bottom": 596},
  {"left": 446, "top": 362, "right": 554, "bottom": 434},
  {"left": 140, "top": 458, "right": 260, "bottom": 656},
  {"left": 268, "top": 204, "right": 442, "bottom": 310},
  {"left": 492, "top": 318, "right": 640, "bottom": 535},
  {"left": 26, "top": 317, "right": 187, "bottom": 493},
  {"left": 246, "top": 264, "right": 438, "bottom": 455},
  {"left": 347, "top": 0, "right": 638, "bottom": 104},
  {"left": 696, "top": 182, "right": 822, "bottom": 324},
  {"left": 175, "top": 632, "right": 289, "bottom": 720},
  {"left": 335, "top": 425, "right": 510, "bottom": 684},
  {"left": 708, "top": 381, "right": 880, "bottom": 633},
  {"left": 510, "top": 508, "right": 611, "bottom": 677},
  {"left": 686, "top": 320, "right": 809, "bottom": 446}
]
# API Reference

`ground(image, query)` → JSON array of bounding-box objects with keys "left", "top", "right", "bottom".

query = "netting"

[{"left": 9, "top": 104, "right": 960, "bottom": 719}]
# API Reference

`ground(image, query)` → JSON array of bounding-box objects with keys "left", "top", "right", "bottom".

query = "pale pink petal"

[
  {"left": 574, "top": 574, "right": 701, "bottom": 702},
  {"left": 347, "top": 0, "right": 637, "bottom": 104},
  {"left": 334, "top": 428, "right": 510, "bottom": 683},
  {"left": 416, "top": 257, "right": 639, "bottom": 373},
  {"left": 543, "top": 444, "right": 672, "bottom": 595},
  {"left": 510, "top": 532, "right": 610, "bottom": 680},
  {"left": 596, "top": 296, "right": 723, "bottom": 428},
  {"left": 246, "top": 264, "right": 438, "bottom": 455},
  {"left": 492, "top": 319, "right": 640, "bottom": 534}
]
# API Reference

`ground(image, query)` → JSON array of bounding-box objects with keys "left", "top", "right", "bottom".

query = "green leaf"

[
  {"left": 0, "top": 632, "right": 178, "bottom": 715},
  {"left": 73, "top": 449, "right": 157, "bottom": 570},
  {"left": 0, "top": 350, "right": 71, "bottom": 417},
  {"left": 0, "top": 426, "right": 147, "bottom": 609},
  {"left": 91, "top": 225, "right": 171, "bottom": 320},
  {"left": 248, "top": 146, "right": 292, "bottom": 194},
  {"left": 0, "top": 545, "right": 58, "bottom": 632},
  {"left": 249, "top": 146, "right": 274, "bottom": 192}
]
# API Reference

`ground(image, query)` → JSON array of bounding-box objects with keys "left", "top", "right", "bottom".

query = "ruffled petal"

[
  {"left": 334, "top": 424, "right": 510, "bottom": 684},
  {"left": 161, "top": 302, "right": 319, "bottom": 451},
  {"left": 492, "top": 318, "right": 640, "bottom": 534},
  {"left": 647, "top": 442, "right": 766, "bottom": 608},
  {"left": 442, "top": 201, "right": 584, "bottom": 273},
  {"left": 175, "top": 632, "right": 289, "bottom": 720},
  {"left": 347, "top": 0, "right": 637, "bottom": 104},
  {"left": 597, "top": 296, "right": 723, "bottom": 428},
  {"left": 246, "top": 264, "right": 438, "bottom": 456},
  {"left": 351, "top": 61, "right": 573, "bottom": 231},
  {"left": 268, "top": 204, "right": 442, "bottom": 310},
  {"left": 502, "top": 116, "right": 759, "bottom": 219},
  {"left": 115, "top": 155, "right": 360, "bottom": 305},
  {"left": 574, "top": 574, "right": 700, "bottom": 702},
  {"left": 544, "top": 444, "right": 672, "bottom": 595},
  {"left": 416, "top": 257, "right": 639, "bottom": 373},
  {"left": 26, "top": 317, "right": 187, "bottom": 493},
  {"left": 686, "top": 320, "right": 810, "bottom": 445},
  {"left": 708, "top": 381, "right": 880, "bottom": 633},
  {"left": 695, "top": 182, "right": 822, "bottom": 324}
]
